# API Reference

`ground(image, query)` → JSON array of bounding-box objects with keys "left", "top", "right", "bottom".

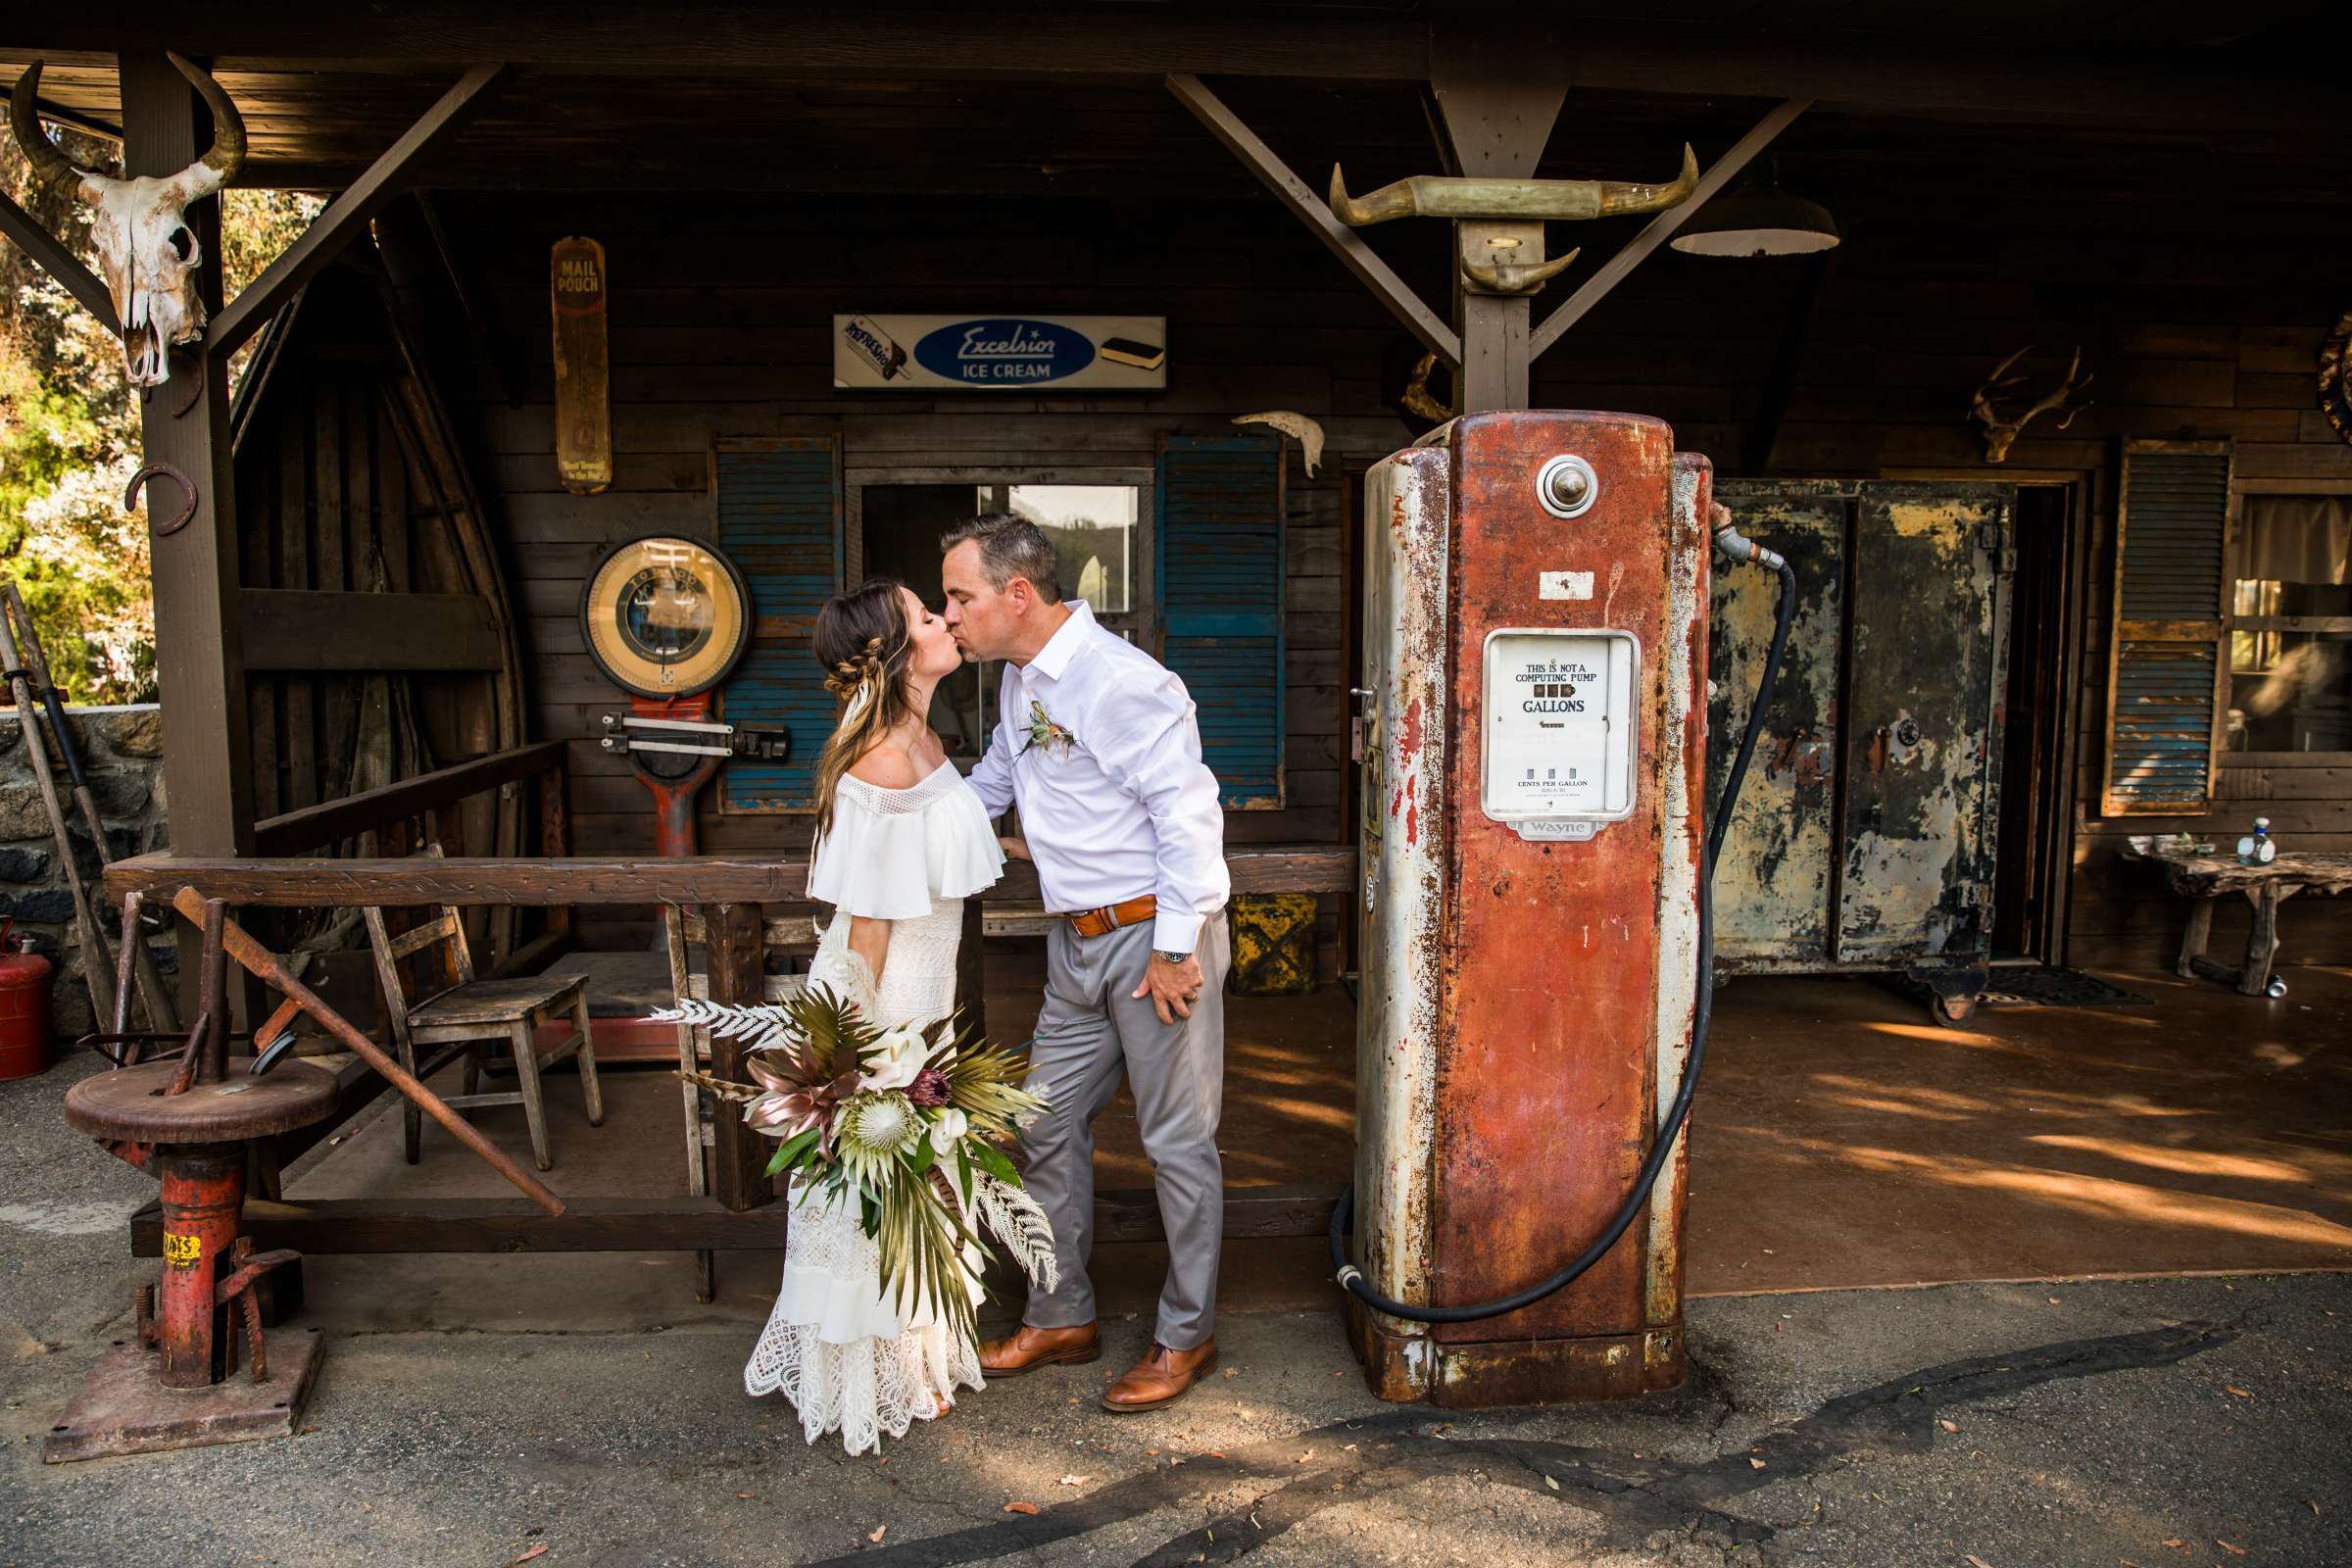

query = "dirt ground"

[{"left": 3, "top": 965, "right": 2349, "bottom": 1566}]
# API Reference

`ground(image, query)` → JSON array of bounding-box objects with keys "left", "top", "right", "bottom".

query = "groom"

[{"left": 941, "top": 513, "right": 1232, "bottom": 1412}]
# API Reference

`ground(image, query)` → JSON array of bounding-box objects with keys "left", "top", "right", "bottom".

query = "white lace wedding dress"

[{"left": 741, "top": 759, "right": 1004, "bottom": 1455}]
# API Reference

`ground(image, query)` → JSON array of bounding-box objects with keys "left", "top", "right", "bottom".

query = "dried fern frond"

[
  {"left": 648, "top": 998, "right": 794, "bottom": 1049},
  {"left": 970, "top": 1171, "right": 1058, "bottom": 1293}
]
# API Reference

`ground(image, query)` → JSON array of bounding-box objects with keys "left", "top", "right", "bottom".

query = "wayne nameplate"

[{"left": 834, "top": 314, "right": 1168, "bottom": 391}]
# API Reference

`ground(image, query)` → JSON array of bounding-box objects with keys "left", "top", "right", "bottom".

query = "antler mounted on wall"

[
  {"left": 2319, "top": 308, "right": 2352, "bottom": 446},
  {"left": 1969, "top": 345, "right": 2092, "bottom": 464}
]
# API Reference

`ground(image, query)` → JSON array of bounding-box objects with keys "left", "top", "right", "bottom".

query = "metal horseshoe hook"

[{"left": 123, "top": 462, "right": 198, "bottom": 536}]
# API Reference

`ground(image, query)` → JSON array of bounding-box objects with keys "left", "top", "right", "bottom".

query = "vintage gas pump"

[{"left": 1340, "top": 410, "right": 1791, "bottom": 1406}]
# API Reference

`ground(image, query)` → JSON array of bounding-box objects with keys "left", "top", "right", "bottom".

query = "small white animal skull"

[{"left": 11, "top": 55, "right": 246, "bottom": 387}]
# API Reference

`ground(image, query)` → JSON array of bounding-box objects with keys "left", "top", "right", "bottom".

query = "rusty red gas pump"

[{"left": 1340, "top": 410, "right": 1792, "bottom": 1406}]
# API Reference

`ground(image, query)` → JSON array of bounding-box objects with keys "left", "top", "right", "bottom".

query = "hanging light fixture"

[{"left": 1669, "top": 158, "right": 1838, "bottom": 258}]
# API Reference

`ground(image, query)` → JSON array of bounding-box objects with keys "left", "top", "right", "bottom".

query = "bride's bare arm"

[{"left": 847, "top": 914, "right": 891, "bottom": 989}]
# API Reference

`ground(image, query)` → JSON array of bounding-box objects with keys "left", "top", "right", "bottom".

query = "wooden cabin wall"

[{"left": 436, "top": 177, "right": 2352, "bottom": 967}]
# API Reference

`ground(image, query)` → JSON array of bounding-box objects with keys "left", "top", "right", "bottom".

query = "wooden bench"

[{"left": 2131, "top": 847, "right": 2352, "bottom": 998}]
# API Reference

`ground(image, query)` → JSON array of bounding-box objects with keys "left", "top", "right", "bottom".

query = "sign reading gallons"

[{"left": 834, "top": 315, "right": 1167, "bottom": 391}]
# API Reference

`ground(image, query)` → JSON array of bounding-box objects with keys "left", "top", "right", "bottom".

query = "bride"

[{"left": 740, "top": 575, "right": 1011, "bottom": 1453}]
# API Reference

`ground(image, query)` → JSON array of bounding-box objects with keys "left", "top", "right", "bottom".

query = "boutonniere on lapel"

[{"left": 1018, "top": 699, "right": 1076, "bottom": 760}]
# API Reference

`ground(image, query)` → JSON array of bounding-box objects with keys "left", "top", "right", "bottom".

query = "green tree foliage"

[{"left": 1, "top": 120, "right": 317, "bottom": 702}]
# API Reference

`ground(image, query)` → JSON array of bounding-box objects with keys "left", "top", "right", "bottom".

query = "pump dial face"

[{"left": 580, "top": 535, "right": 752, "bottom": 698}]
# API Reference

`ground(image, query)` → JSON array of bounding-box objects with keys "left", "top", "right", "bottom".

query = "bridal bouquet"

[{"left": 657, "top": 986, "right": 1056, "bottom": 1339}]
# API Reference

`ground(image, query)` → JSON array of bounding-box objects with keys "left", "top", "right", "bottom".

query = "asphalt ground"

[{"left": 5, "top": 1057, "right": 2350, "bottom": 1567}]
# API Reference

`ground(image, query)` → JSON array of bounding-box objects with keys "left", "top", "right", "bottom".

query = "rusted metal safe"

[{"left": 1706, "top": 479, "right": 2016, "bottom": 1020}]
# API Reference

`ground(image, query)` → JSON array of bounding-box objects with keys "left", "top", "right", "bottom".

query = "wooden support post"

[
  {"left": 1431, "top": 32, "right": 1563, "bottom": 414},
  {"left": 2239, "top": 883, "right": 2285, "bottom": 997},
  {"left": 1531, "top": 99, "right": 1811, "bottom": 363},
  {"left": 701, "top": 903, "right": 771, "bottom": 1213},
  {"left": 539, "top": 764, "right": 572, "bottom": 940},
  {"left": 119, "top": 53, "right": 256, "bottom": 1024}
]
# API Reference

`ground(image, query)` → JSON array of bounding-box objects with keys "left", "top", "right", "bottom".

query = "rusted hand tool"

[{"left": 0, "top": 582, "right": 177, "bottom": 1034}]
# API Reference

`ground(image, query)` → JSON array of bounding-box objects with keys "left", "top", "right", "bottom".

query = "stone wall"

[{"left": 0, "top": 705, "right": 170, "bottom": 1039}]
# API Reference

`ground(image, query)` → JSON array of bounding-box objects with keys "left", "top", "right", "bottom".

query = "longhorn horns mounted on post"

[
  {"left": 1327, "top": 145, "right": 1699, "bottom": 226},
  {"left": 9, "top": 55, "right": 247, "bottom": 387},
  {"left": 1969, "top": 346, "right": 2093, "bottom": 464},
  {"left": 1328, "top": 144, "right": 1697, "bottom": 298}
]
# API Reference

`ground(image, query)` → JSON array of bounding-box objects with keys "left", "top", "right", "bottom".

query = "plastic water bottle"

[{"left": 2236, "top": 816, "right": 2277, "bottom": 866}]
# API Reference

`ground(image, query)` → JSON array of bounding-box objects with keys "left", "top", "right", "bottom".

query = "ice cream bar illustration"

[
  {"left": 843, "top": 315, "right": 908, "bottom": 380},
  {"left": 1100, "top": 335, "right": 1165, "bottom": 371}
]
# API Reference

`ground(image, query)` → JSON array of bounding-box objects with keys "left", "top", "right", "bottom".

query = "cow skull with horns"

[{"left": 9, "top": 54, "right": 246, "bottom": 386}]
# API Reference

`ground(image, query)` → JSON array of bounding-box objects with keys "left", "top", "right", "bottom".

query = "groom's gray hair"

[{"left": 943, "top": 513, "right": 1061, "bottom": 603}]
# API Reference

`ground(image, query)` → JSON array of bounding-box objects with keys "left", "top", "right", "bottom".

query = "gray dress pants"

[{"left": 1018, "top": 912, "right": 1228, "bottom": 1350}]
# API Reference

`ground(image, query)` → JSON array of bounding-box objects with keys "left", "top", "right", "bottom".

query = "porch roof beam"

[
  {"left": 6, "top": 16, "right": 2331, "bottom": 129},
  {"left": 204, "top": 62, "right": 509, "bottom": 359},
  {"left": 1166, "top": 72, "right": 1458, "bottom": 368},
  {"left": 0, "top": 184, "right": 116, "bottom": 330},
  {"left": 1530, "top": 98, "right": 1808, "bottom": 364}
]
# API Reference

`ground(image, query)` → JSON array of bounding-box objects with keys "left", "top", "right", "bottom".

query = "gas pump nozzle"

[{"left": 1711, "top": 504, "right": 1786, "bottom": 571}]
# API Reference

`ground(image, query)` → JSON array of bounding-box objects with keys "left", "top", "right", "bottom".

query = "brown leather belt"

[{"left": 1061, "top": 895, "right": 1157, "bottom": 940}]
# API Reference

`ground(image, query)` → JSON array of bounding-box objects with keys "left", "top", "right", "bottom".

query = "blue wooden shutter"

[
  {"left": 714, "top": 435, "right": 841, "bottom": 812},
  {"left": 2101, "top": 439, "right": 2231, "bottom": 815},
  {"left": 1156, "top": 433, "right": 1284, "bottom": 808}
]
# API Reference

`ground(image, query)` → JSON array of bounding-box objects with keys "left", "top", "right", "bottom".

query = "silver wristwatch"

[{"left": 1153, "top": 949, "right": 1193, "bottom": 965}]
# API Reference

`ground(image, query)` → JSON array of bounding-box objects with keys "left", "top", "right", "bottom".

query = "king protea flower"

[{"left": 836, "top": 1090, "right": 925, "bottom": 1187}]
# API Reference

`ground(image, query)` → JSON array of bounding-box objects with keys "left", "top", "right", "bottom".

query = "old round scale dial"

[{"left": 579, "top": 535, "right": 752, "bottom": 699}]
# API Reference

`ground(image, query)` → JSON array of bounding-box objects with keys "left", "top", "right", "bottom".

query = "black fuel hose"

[{"left": 1330, "top": 553, "right": 1797, "bottom": 1324}]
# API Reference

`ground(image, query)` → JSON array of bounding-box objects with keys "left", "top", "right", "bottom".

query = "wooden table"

[{"left": 2130, "top": 848, "right": 2352, "bottom": 997}]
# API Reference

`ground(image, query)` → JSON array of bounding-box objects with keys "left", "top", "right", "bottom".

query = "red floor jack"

[{"left": 47, "top": 901, "right": 338, "bottom": 1460}]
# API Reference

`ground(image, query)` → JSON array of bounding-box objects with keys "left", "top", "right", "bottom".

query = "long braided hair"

[{"left": 810, "top": 577, "right": 918, "bottom": 840}]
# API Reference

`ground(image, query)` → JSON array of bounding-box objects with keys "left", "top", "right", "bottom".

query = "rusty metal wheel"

[{"left": 1931, "top": 990, "right": 1980, "bottom": 1027}]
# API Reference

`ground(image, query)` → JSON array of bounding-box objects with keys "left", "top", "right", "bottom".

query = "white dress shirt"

[{"left": 966, "top": 602, "right": 1230, "bottom": 954}]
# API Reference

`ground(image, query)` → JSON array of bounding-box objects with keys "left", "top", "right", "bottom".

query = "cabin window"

[
  {"left": 850, "top": 470, "right": 1157, "bottom": 766},
  {"left": 1007, "top": 484, "right": 1141, "bottom": 635},
  {"left": 2229, "top": 493, "right": 2352, "bottom": 754}
]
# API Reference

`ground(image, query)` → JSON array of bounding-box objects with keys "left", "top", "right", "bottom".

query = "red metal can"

[{"left": 0, "top": 919, "right": 57, "bottom": 1081}]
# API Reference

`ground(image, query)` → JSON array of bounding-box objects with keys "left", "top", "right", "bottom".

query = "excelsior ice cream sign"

[{"left": 834, "top": 314, "right": 1167, "bottom": 391}]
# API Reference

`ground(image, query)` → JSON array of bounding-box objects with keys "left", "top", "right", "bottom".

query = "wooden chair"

[{"left": 365, "top": 898, "right": 603, "bottom": 1172}]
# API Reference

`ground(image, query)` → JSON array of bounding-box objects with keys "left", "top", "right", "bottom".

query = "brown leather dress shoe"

[
  {"left": 978, "top": 1322, "right": 1101, "bottom": 1377},
  {"left": 1101, "top": 1340, "right": 1218, "bottom": 1412}
]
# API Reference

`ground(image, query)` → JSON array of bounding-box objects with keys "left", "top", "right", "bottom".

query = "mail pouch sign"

[{"left": 833, "top": 314, "right": 1167, "bottom": 391}]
